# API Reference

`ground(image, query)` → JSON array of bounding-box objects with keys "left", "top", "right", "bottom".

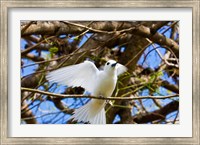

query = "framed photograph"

[{"left": 1, "top": 0, "right": 199, "bottom": 144}]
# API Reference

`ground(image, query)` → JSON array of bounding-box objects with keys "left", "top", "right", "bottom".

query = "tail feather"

[
  {"left": 72, "top": 104, "right": 89, "bottom": 122},
  {"left": 70, "top": 100, "right": 106, "bottom": 124}
]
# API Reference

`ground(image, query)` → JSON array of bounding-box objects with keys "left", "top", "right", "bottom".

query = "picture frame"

[{"left": 0, "top": 0, "right": 199, "bottom": 144}]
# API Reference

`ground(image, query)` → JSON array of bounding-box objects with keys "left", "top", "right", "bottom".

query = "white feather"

[
  {"left": 117, "top": 64, "right": 127, "bottom": 76},
  {"left": 46, "top": 61, "right": 98, "bottom": 94},
  {"left": 46, "top": 60, "right": 127, "bottom": 124},
  {"left": 70, "top": 100, "right": 106, "bottom": 124}
]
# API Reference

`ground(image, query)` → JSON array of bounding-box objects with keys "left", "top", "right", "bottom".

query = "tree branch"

[
  {"left": 21, "top": 102, "right": 38, "bottom": 124},
  {"left": 21, "top": 21, "right": 179, "bottom": 56},
  {"left": 21, "top": 21, "right": 137, "bottom": 36},
  {"left": 161, "top": 80, "right": 179, "bottom": 94},
  {"left": 21, "top": 87, "right": 179, "bottom": 101},
  {"left": 23, "top": 53, "right": 45, "bottom": 62},
  {"left": 133, "top": 100, "right": 179, "bottom": 123},
  {"left": 21, "top": 36, "right": 55, "bottom": 56}
]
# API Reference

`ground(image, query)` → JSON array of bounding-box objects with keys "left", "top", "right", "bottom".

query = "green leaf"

[
  {"left": 157, "top": 71, "right": 163, "bottom": 77},
  {"left": 73, "top": 36, "right": 79, "bottom": 40},
  {"left": 49, "top": 46, "right": 59, "bottom": 53}
]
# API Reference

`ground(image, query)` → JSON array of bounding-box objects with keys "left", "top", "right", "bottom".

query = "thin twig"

[
  {"left": 21, "top": 87, "right": 179, "bottom": 101},
  {"left": 125, "top": 21, "right": 179, "bottom": 67},
  {"left": 141, "top": 45, "right": 179, "bottom": 67},
  {"left": 21, "top": 36, "right": 55, "bottom": 56},
  {"left": 22, "top": 55, "right": 67, "bottom": 68},
  {"left": 62, "top": 21, "right": 137, "bottom": 35},
  {"left": 162, "top": 21, "right": 179, "bottom": 34}
]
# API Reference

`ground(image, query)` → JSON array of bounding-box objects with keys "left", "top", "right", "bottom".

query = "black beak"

[{"left": 111, "top": 62, "right": 117, "bottom": 67}]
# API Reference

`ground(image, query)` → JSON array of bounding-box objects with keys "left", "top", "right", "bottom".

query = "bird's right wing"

[{"left": 46, "top": 61, "right": 99, "bottom": 93}]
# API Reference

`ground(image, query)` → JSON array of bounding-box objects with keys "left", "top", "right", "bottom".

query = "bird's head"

[
  {"left": 104, "top": 60, "right": 118, "bottom": 73},
  {"left": 104, "top": 60, "right": 127, "bottom": 76}
]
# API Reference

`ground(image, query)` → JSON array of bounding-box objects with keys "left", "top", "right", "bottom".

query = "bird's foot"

[
  {"left": 98, "top": 95, "right": 113, "bottom": 106},
  {"left": 99, "top": 95, "right": 104, "bottom": 99},
  {"left": 106, "top": 100, "right": 113, "bottom": 106}
]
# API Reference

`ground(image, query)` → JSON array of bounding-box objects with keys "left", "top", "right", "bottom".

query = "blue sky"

[{"left": 21, "top": 24, "right": 179, "bottom": 124}]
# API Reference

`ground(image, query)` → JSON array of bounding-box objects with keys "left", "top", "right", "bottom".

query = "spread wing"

[
  {"left": 117, "top": 63, "right": 127, "bottom": 76},
  {"left": 46, "top": 61, "right": 99, "bottom": 93}
]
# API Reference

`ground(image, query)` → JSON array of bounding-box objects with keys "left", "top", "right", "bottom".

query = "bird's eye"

[{"left": 107, "top": 62, "right": 110, "bottom": 65}]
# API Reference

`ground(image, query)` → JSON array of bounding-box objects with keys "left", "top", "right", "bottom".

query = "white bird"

[{"left": 46, "top": 60, "right": 127, "bottom": 124}]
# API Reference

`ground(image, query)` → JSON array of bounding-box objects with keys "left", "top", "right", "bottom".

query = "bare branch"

[
  {"left": 21, "top": 21, "right": 179, "bottom": 57},
  {"left": 21, "top": 36, "right": 55, "bottom": 56},
  {"left": 133, "top": 101, "right": 179, "bottom": 123},
  {"left": 21, "top": 102, "right": 38, "bottom": 124},
  {"left": 21, "top": 87, "right": 179, "bottom": 101},
  {"left": 23, "top": 53, "right": 45, "bottom": 62}
]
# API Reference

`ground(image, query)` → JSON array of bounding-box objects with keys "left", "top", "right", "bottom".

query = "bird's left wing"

[
  {"left": 117, "top": 63, "right": 127, "bottom": 76},
  {"left": 46, "top": 61, "right": 99, "bottom": 93}
]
